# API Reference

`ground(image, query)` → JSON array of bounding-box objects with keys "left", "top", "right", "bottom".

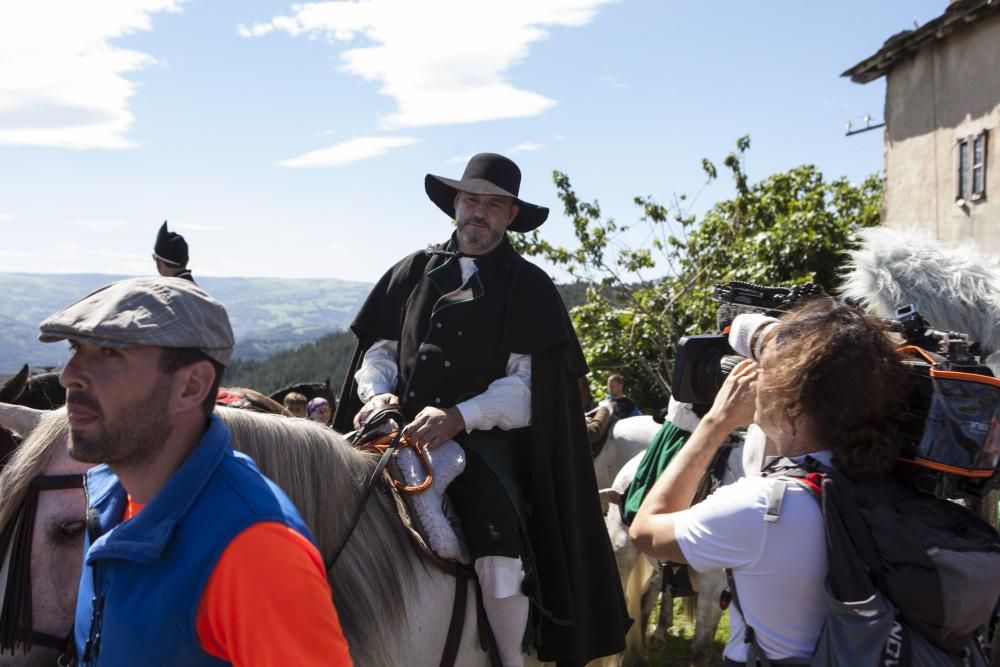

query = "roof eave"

[{"left": 841, "top": 0, "right": 1000, "bottom": 84}]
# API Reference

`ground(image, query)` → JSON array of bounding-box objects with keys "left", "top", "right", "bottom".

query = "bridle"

[{"left": 0, "top": 473, "right": 85, "bottom": 666}]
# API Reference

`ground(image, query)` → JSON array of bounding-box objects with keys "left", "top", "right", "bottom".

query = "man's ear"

[
  {"left": 172, "top": 360, "right": 216, "bottom": 413},
  {"left": 506, "top": 203, "right": 520, "bottom": 229}
]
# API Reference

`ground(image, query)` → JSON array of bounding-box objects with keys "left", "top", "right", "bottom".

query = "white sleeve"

[
  {"left": 672, "top": 477, "right": 770, "bottom": 573},
  {"left": 354, "top": 339, "right": 399, "bottom": 402},
  {"left": 455, "top": 353, "right": 531, "bottom": 432}
]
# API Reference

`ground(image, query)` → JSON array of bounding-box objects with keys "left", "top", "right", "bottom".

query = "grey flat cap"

[{"left": 39, "top": 277, "right": 234, "bottom": 366}]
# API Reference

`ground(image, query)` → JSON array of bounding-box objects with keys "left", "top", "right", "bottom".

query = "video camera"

[{"left": 671, "top": 281, "right": 1000, "bottom": 499}]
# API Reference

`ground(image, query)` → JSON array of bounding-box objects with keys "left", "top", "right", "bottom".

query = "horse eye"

[{"left": 59, "top": 520, "right": 86, "bottom": 538}]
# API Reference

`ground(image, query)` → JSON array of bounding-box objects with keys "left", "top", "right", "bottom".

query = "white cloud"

[
  {"left": 446, "top": 153, "right": 474, "bottom": 165},
  {"left": 243, "top": 0, "right": 616, "bottom": 128},
  {"left": 68, "top": 219, "right": 130, "bottom": 232},
  {"left": 279, "top": 135, "right": 419, "bottom": 168},
  {"left": 0, "top": 213, "right": 14, "bottom": 223},
  {"left": 0, "top": 0, "right": 183, "bottom": 149},
  {"left": 173, "top": 222, "right": 223, "bottom": 232},
  {"left": 509, "top": 142, "right": 542, "bottom": 154}
]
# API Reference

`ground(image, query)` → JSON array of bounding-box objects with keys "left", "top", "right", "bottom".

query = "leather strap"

[
  {"left": 439, "top": 565, "right": 471, "bottom": 667},
  {"left": 325, "top": 406, "right": 407, "bottom": 571}
]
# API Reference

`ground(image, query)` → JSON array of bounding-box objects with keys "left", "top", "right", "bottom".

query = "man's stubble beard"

[
  {"left": 68, "top": 375, "right": 175, "bottom": 467},
  {"left": 456, "top": 217, "right": 504, "bottom": 255}
]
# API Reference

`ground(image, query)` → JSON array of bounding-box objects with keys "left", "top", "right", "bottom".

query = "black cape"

[{"left": 334, "top": 236, "right": 630, "bottom": 665}]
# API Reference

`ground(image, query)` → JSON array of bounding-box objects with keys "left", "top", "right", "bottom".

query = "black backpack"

[{"left": 727, "top": 456, "right": 1000, "bottom": 666}]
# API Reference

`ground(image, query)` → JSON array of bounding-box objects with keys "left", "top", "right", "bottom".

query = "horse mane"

[
  {"left": 0, "top": 409, "right": 68, "bottom": 533},
  {"left": 215, "top": 407, "right": 415, "bottom": 667}
]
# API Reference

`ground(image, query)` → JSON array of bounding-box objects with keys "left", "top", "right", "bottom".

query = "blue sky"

[{"left": 0, "top": 0, "right": 947, "bottom": 282}]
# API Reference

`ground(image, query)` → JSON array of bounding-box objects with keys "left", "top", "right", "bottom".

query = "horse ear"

[
  {"left": 0, "top": 365, "right": 29, "bottom": 403},
  {"left": 0, "top": 402, "right": 45, "bottom": 437}
]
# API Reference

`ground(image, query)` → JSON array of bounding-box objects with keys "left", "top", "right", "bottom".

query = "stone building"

[{"left": 843, "top": 0, "right": 1000, "bottom": 253}]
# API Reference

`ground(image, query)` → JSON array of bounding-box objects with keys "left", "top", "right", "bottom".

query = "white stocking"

[{"left": 475, "top": 556, "right": 529, "bottom": 667}]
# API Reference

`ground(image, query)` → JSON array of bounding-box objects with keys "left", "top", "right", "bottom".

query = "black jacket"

[{"left": 333, "top": 235, "right": 629, "bottom": 664}]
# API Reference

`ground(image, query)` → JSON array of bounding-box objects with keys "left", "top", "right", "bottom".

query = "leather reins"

[{"left": 324, "top": 405, "right": 409, "bottom": 571}]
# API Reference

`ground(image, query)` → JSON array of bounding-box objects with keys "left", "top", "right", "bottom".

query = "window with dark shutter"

[
  {"left": 972, "top": 131, "right": 987, "bottom": 200},
  {"left": 958, "top": 130, "right": 989, "bottom": 203},
  {"left": 958, "top": 139, "right": 970, "bottom": 201}
]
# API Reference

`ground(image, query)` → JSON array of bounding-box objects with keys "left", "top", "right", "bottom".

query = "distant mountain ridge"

[
  {"left": 0, "top": 273, "right": 373, "bottom": 373},
  {"left": 0, "top": 272, "right": 588, "bottom": 379}
]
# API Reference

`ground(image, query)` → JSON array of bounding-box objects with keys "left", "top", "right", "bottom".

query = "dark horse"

[
  {"left": 269, "top": 379, "right": 334, "bottom": 406},
  {"left": 0, "top": 365, "right": 65, "bottom": 470}
]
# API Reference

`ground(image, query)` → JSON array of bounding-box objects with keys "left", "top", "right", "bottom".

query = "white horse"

[
  {"left": 593, "top": 416, "right": 661, "bottom": 513},
  {"left": 0, "top": 407, "right": 88, "bottom": 667},
  {"left": 599, "top": 416, "right": 769, "bottom": 667},
  {"left": 0, "top": 405, "right": 601, "bottom": 667}
]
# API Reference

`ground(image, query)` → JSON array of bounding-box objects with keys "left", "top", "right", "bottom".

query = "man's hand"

[
  {"left": 354, "top": 393, "right": 400, "bottom": 429},
  {"left": 704, "top": 358, "right": 757, "bottom": 432},
  {"left": 403, "top": 406, "right": 466, "bottom": 450}
]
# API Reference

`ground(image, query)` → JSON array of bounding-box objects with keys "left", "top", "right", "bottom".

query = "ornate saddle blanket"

[
  {"left": 390, "top": 439, "right": 470, "bottom": 563},
  {"left": 357, "top": 430, "right": 470, "bottom": 564}
]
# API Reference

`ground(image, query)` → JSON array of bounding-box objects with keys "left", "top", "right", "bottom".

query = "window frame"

[
  {"left": 957, "top": 138, "right": 970, "bottom": 201},
  {"left": 957, "top": 130, "right": 989, "bottom": 203},
  {"left": 971, "top": 131, "right": 988, "bottom": 200}
]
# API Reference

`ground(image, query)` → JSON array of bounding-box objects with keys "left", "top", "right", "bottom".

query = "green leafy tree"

[{"left": 514, "top": 137, "right": 882, "bottom": 410}]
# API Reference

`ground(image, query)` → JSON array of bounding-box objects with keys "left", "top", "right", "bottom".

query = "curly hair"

[{"left": 763, "top": 298, "right": 908, "bottom": 480}]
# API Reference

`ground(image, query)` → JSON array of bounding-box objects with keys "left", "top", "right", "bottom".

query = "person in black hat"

[
  {"left": 334, "top": 153, "right": 629, "bottom": 665},
  {"left": 153, "top": 221, "right": 195, "bottom": 283}
]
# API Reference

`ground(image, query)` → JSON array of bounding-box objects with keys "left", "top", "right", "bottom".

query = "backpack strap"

[
  {"left": 724, "top": 568, "right": 811, "bottom": 666},
  {"left": 725, "top": 567, "right": 773, "bottom": 667},
  {"left": 763, "top": 479, "right": 788, "bottom": 524},
  {"left": 720, "top": 460, "right": 829, "bottom": 666}
]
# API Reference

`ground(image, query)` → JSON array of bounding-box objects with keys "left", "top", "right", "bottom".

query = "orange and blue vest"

[{"left": 74, "top": 414, "right": 313, "bottom": 666}]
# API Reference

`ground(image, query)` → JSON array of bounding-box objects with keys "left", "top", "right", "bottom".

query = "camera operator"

[{"left": 629, "top": 298, "right": 907, "bottom": 665}]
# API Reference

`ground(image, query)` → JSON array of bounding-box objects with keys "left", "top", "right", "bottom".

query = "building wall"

[{"left": 882, "top": 13, "right": 1000, "bottom": 253}]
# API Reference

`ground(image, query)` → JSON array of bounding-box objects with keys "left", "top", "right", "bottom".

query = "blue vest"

[{"left": 74, "top": 414, "right": 315, "bottom": 666}]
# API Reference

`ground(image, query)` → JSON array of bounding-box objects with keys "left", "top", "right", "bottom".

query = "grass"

[{"left": 645, "top": 597, "right": 730, "bottom": 666}]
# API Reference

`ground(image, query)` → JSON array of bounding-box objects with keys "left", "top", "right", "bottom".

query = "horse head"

[
  {"left": 0, "top": 407, "right": 90, "bottom": 666},
  {"left": 0, "top": 367, "right": 29, "bottom": 404}
]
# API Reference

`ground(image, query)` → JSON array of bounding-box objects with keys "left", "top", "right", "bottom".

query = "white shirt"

[
  {"left": 353, "top": 256, "right": 532, "bottom": 432},
  {"left": 673, "top": 451, "right": 833, "bottom": 662}
]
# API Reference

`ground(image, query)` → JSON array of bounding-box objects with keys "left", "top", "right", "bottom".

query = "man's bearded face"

[{"left": 453, "top": 192, "right": 518, "bottom": 256}]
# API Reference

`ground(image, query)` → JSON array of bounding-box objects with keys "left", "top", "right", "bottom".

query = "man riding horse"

[{"left": 334, "top": 153, "right": 630, "bottom": 666}]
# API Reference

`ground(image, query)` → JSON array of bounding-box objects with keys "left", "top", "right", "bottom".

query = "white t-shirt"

[{"left": 674, "top": 451, "right": 833, "bottom": 662}]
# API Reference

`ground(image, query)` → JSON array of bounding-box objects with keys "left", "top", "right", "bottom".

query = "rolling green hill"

[
  {"left": 0, "top": 273, "right": 587, "bottom": 388},
  {"left": 0, "top": 273, "right": 372, "bottom": 373}
]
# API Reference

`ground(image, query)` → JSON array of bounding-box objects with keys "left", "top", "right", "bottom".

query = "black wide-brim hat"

[{"left": 424, "top": 153, "right": 549, "bottom": 233}]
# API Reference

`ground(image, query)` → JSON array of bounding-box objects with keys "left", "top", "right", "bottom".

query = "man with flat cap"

[
  {"left": 39, "top": 277, "right": 352, "bottom": 666},
  {"left": 153, "top": 221, "right": 195, "bottom": 283},
  {"left": 334, "top": 153, "right": 629, "bottom": 666}
]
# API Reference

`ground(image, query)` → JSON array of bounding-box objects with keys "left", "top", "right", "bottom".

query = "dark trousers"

[{"left": 446, "top": 447, "right": 524, "bottom": 559}]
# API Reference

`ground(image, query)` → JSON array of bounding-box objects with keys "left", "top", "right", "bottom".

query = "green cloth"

[{"left": 622, "top": 420, "right": 693, "bottom": 525}]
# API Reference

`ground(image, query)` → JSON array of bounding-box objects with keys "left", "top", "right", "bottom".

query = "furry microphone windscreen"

[{"left": 839, "top": 226, "right": 1000, "bottom": 374}]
